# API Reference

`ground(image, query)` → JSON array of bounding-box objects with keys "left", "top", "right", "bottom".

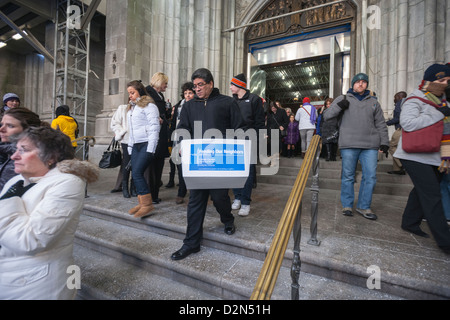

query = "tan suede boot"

[
  {"left": 133, "top": 194, "right": 154, "bottom": 218},
  {"left": 128, "top": 195, "right": 142, "bottom": 215}
]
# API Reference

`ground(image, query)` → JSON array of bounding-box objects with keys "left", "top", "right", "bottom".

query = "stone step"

[
  {"left": 74, "top": 214, "right": 403, "bottom": 300},
  {"left": 251, "top": 157, "right": 412, "bottom": 197},
  {"left": 84, "top": 168, "right": 450, "bottom": 300},
  {"left": 74, "top": 244, "right": 218, "bottom": 300}
]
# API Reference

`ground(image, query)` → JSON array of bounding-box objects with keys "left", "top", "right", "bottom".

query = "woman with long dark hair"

[{"left": 126, "top": 80, "right": 160, "bottom": 218}]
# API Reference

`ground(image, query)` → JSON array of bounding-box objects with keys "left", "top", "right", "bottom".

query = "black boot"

[
  {"left": 331, "top": 143, "right": 337, "bottom": 161},
  {"left": 130, "top": 179, "right": 137, "bottom": 197},
  {"left": 122, "top": 181, "right": 130, "bottom": 198},
  {"left": 165, "top": 178, "right": 175, "bottom": 188},
  {"left": 326, "top": 144, "right": 332, "bottom": 161}
]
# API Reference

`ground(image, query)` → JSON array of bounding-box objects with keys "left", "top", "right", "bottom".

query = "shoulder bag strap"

[{"left": 302, "top": 106, "right": 311, "bottom": 116}]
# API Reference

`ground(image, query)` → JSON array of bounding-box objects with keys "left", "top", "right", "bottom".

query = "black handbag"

[{"left": 99, "top": 138, "right": 122, "bottom": 169}]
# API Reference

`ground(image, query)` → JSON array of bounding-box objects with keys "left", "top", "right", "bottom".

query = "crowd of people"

[{"left": 0, "top": 63, "right": 449, "bottom": 299}]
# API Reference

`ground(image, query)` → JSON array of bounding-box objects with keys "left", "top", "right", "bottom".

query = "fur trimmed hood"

[
  {"left": 128, "top": 95, "right": 156, "bottom": 111},
  {"left": 57, "top": 159, "right": 99, "bottom": 184}
]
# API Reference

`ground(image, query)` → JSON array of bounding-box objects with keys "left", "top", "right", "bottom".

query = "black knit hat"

[
  {"left": 231, "top": 73, "right": 247, "bottom": 89},
  {"left": 423, "top": 64, "right": 450, "bottom": 82}
]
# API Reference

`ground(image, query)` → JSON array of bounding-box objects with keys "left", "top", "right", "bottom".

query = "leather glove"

[
  {"left": 379, "top": 145, "right": 389, "bottom": 158},
  {"left": 337, "top": 99, "right": 350, "bottom": 110},
  {"left": 437, "top": 106, "right": 450, "bottom": 117},
  {"left": 0, "top": 180, "right": 36, "bottom": 200}
]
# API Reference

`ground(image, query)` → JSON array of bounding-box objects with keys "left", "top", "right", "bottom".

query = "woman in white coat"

[
  {"left": 126, "top": 80, "right": 160, "bottom": 219},
  {"left": 0, "top": 126, "right": 99, "bottom": 299},
  {"left": 110, "top": 103, "right": 136, "bottom": 198}
]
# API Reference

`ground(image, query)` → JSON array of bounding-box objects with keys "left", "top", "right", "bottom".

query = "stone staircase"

[
  {"left": 257, "top": 156, "right": 413, "bottom": 197},
  {"left": 73, "top": 156, "right": 450, "bottom": 300}
]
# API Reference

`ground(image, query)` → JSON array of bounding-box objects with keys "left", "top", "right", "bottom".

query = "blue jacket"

[{"left": 386, "top": 98, "right": 404, "bottom": 130}]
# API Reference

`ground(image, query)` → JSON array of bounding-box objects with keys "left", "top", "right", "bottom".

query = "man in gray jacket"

[{"left": 324, "top": 73, "right": 389, "bottom": 220}]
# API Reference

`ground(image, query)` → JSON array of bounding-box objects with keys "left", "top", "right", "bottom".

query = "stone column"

[
  {"left": 24, "top": 54, "right": 45, "bottom": 116},
  {"left": 95, "top": 0, "right": 152, "bottom": 148}
]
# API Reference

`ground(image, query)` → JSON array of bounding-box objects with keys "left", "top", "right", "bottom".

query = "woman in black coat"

[
  {"left": 266, "top": 102, "right": 289, "bottom": 156},
  {"left": 146, "top": 72, "right": 171, "bottom": 204}
]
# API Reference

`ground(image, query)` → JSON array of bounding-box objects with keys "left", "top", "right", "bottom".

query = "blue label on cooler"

[{"left": 190, "top": 143, "right": 245, "bottom": 171}]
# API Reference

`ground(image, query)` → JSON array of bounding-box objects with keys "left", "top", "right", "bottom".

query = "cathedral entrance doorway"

[{"left": 245, "top": 0, "right": 355, "bottom": 112}]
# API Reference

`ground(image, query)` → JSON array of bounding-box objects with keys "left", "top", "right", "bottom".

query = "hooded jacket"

[
  {"left": 0, "top": 159, "right": 98, "bottom": 299},
  {"left": 324, "top": 91, "right": 389, "bottom": 149},
  {"left": 127, "top": 95, "right": 161, "bottom": 154},
  {"left": 51, "top": 115, "right": 79, "bottom": 147}
]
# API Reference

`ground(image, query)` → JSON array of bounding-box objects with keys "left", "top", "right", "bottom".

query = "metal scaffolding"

[
  {"left": 52, "top": 0, "right": 101, "bottom": 160},
  {"left": 52, "top": 0, "right": 90, "bottom": 125}
]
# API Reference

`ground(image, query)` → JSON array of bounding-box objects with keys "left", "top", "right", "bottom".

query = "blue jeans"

[
  {"left": 131, "top": 142, "right": 152, "bottom": 195},
  {"left": 233, "top": 164, "right": 256, "bottom": 205},
  {"left": 340, "top": 148, "right": 378, "bottom": 210}
]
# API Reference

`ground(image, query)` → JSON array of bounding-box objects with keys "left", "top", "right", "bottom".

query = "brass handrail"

[{"left": 250, "top": 134, "right": 322, "bottom": 300}]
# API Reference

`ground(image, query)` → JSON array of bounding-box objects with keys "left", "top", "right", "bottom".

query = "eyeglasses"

[
  {"left": 193, "top": 82, "right": 208, "bottom": 89},
  {"left": 13, "top": 146, "right": 35, "bottom": 155}
]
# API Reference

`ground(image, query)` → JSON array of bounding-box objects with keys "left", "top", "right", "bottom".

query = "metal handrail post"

[
  {"left": 290, "top": 201, "right": 302, "bottom": 300},
  {"left": 307, "top": 146, "right": 321, "bottom": 246}
]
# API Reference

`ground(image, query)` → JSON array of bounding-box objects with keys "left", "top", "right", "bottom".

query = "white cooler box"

[{"left": 181, "top": 139, "right": 251, "bottom": 190}]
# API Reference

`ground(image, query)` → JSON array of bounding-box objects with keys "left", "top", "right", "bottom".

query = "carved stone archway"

[
  {"left": 245, "top": 0, "right": 356, "bottom": 44},
  {"left": 242, "top": 0, "right": 357, "bottom": 108}
]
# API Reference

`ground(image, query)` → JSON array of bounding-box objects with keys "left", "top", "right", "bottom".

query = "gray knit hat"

[{"left": 3, "top": 93, "right": 20, "bottom": 104}]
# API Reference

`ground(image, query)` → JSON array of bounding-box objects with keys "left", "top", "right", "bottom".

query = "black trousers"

[
  {"left": 183, "top": 189, "right": 234, "bottom": 249},
  {"left": 401, "top": 159, "right": 450, "bottom": 247},
  {"left": 176, "top": 164, "right": 187, "bottom": 198},
  {"left": 148, "top": 156, "right": 165, "bottom": 201}
]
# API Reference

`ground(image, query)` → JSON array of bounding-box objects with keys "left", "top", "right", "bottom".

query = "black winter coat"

[
  {"left": 321, "top": 108, "right": 340, "bottom": 144},
  {"left": 232, "top": 91, "right": 265, "bottom": 132},
  {"left": 177, "top": 88, "right": 246, "bottom": 138},
  {"left": 146, "top": 86, "right": 171, "bottom": 158},
  {"left": 267, "top": 108, "right": 289, "bottom": 138}
]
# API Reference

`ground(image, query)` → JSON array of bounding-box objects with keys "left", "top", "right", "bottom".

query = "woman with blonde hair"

[
  {"left": 127, "top": 80, "right": 160, "bottom": 218},
  {"left": 146, "top": 72, "right": 171, "bottom": 204}
]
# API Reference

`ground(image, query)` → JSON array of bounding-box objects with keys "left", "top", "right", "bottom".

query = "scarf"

[
  {"left": 419, "top": 80, "right": 447, "bottom": 97},
  {"left": 420, "top": 84, "right": 450, "bottom": 172}
]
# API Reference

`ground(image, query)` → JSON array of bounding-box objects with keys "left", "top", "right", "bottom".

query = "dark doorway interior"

[{"left": 263, "top": 55, "right": 330, "bottom": 113}]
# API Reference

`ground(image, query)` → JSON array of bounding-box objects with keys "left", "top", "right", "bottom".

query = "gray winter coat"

[
  {"left": 393, "top": 89, "right": 445, "bottom": 167},
  {"left": 323, "top": 92, "right": 389, "bottom": 149}
]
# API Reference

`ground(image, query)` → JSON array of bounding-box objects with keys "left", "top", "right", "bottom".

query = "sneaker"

[
  {"left": 238, "top": 205, "right": 250, "bottom": 216},
  {"left": 342, "top": 207, "right": 353, "bottom": 216},
  {"left": 232, "top": 199, "right": 241, "bottom": 210},
  {"left": 356, "top": 208, "right": 378, "bottom": 220}
]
